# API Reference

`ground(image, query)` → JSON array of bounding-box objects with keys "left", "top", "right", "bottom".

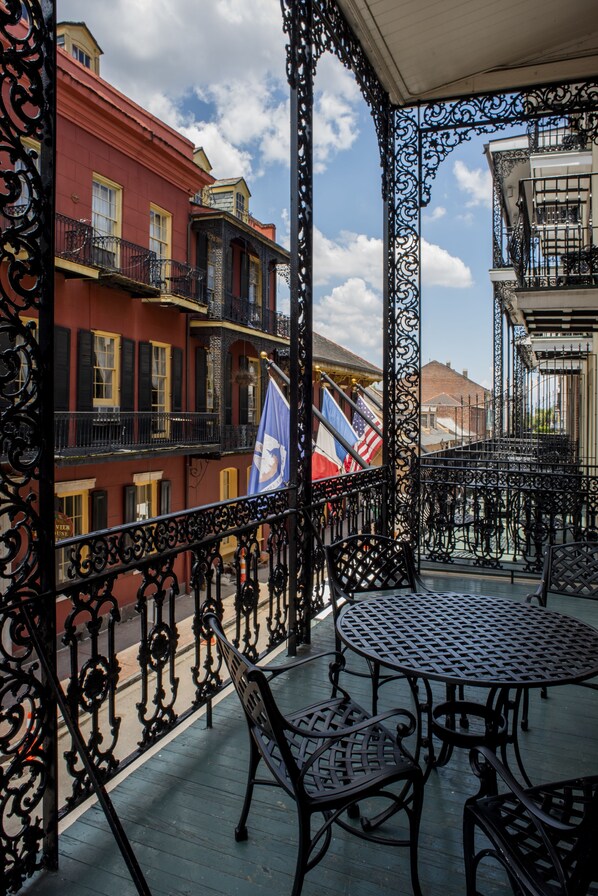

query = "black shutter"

[
  {"left": 138, "top": 342, "right": 152, "bottom": 411},
  {"left": 225, "top": 352, "right": 232, "bottom": 425},
  {"left": 76, "top": 329, "right": 93, "bottom": 411},
  {"left": 240, "top": 251, "right": 249, "bottom": 298},
  {"left": 54, "top": 326, "right": 70, "bottom": 411},
  {"left": 121, "top": 338, "right": 135, "bottom": 411},
  {"left": 171, "top": 346, "right": 182, "bottom": 412},
  {"left": 196, "top": 231, "right": 208, "bottom": 271},
  {"left": 239, "top": 356, "right": 248, "bottom": 425},
  {"left": 91, "top": 489, "right": 108, "bottom": 531},
  {"left": 123, "top": 485, "right": 136, "bottom": 523},
  {"left": 160, "top": 479, "right": 171, "bottom": 516},
  {"left": 195, "top": 346, "right": 207, "bottom": 412}
]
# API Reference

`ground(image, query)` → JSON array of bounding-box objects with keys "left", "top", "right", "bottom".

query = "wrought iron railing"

[
  {"left": 151, "top": 257, "right": 205, "bottom": 304},
  {"left": 221, "top": 423, "right": 258, "bottom": 451},
  {"left": 55, "top": 214, "right": 205, "bottom": 302},
  {"left": 508, "top": 175, "right": 596, "bottom": 288},
  {"left": 528, "top": 121, "right": 590, "bottom": 153},
  {"left": 54, "top": 411, "right": 220, "bottom": 456},
  {"left": 46, "top": 467, "right": 386, "bottom": 817},
  {"left": 419, "top": 440, "right": 598, "bottom": 572},
  {"left": 208, "top": 292, "right": 291, "bottom": 338}
]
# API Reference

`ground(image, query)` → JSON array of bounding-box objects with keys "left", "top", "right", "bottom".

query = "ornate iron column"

[
  {"left": 0, "top": 0, "right": 58, "bottom": 887},
  {"left": 281, "top": 0, "right": 314, "bottom": 647}
]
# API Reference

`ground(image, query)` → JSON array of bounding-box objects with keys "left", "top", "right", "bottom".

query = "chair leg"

[
  {"left": 235, "top": 735, "right": 260, "bottom": 842},
  {"left": 371, "top": 661, "right": 380, "bottom": 714},
  {"left": 291, "top": 806, "right": 311, "bottom": 896},
  {"left": 462, "top": 810, "right": 477, "bottom": 896},
  {"left": 408, "top": 776, "right": 424, "bottom": 896}
]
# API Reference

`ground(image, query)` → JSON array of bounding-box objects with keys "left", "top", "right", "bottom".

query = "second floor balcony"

[
  {"left": 55, "top": 214, "right": 206, "bottom": 307},
  {"left": 54, "top": 410, "right": 220, "bottom": 460},
  {"left": 207, "top": 292, "right": 291, "bottom": 338}
]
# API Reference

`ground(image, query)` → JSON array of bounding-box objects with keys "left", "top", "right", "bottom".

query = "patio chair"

[
  {"left": 521, "top": 540, "right": 598, "bottom": 728},
  {"left": 325, "top": 533, "right": 429, "bottom": 712},
  {"left": 463, "top": 746, "right": 598, "bottom": 896},
  {"left": 205, "top": 612, "right": 424, "bottom": 896}
]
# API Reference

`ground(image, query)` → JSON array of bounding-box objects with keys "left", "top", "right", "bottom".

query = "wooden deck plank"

[{"left": 22, "top": 571, "right": 598, "bottom": 896}]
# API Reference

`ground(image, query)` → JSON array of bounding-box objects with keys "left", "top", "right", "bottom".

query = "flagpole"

[
  {"left": 260, "top": 353, "right": 367, "bottom": 469},
  {"left": 352, "top": 378, "right": 384, "bottom": 414},
  {"left": 317, "top": 368, "right": 384, "bottom": 441}
]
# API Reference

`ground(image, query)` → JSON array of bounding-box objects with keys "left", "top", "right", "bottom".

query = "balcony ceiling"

[{"left": 336, "top": 0, "right": 598, "bottom": 105}]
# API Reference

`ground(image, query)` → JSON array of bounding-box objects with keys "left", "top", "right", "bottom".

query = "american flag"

[{"left": 344, "top": 394, "right": 383, "bottom": 472}]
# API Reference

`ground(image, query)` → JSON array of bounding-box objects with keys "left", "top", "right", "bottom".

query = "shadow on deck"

[{"left": 24, "top": 572, "right": 598, "bottom": 896}]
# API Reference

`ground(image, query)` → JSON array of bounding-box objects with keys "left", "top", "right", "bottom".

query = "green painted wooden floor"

[{"left": 23, "top": 571, "right": 598, "bottom": 896}]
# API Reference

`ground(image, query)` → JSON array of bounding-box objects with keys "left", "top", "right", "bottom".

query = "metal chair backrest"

[
  {"left": 325, "top": 534, "right": 417, "bottom": 615},
  {"left": 205, "top": 613, "right": 299, "bottom": 787},
  {"left": 542, "top": 541, "right": 598, "bottom": 603}
]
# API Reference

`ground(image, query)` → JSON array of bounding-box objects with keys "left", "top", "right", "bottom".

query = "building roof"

[
  {"left": 424, "top": 393, "right": 461, "bottom": 408},
  {"left": 212, "top": 177, "right": 251, "bottom": 195},
  {"left": 313, "top": 331, "right": 382, "bottom": 380},
  {"left": 334, "top": 0, "right": 598, "bottom": 107}
]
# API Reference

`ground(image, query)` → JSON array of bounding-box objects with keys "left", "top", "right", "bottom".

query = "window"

[
  {"left": 55, "top": 479, "right": 94, "bottom": 583},
  {"left": 249, "top": 258, "right": 260, "bottom": 306},
  {"left": 207, "top": 262, "right": 215, "bottom": 299},
  {"left": 149, "top": 205, "right": 171, "bottom": 260},
  {"left": 72, "top": 44, "right": 92, "bottom": 68},
  {"left": 57, "top": 33, "right": 65, "bottom": 47},
  {"left": 129, "top": 471, "right": 163, "bottom": 523},
  {"left": 92, "top": 175, "right": 121, "bottom": 268},
  {"left": 151, "top": 342, "right": 170, "bottom": 434},
  {"left": 235, "top": 191, "right": 246, "bottom": 220},
  {"left": 247, "top": 357, "right": 260, "bottom": 424},
  {"left": 219, "top": 468, "right": 238, "bottom": 552},
  {"left": 93, "top": 331, "right": 120, "bottom": 407},
  {"left": 206, "top": 350, "right": 214, "bottom": 412}
]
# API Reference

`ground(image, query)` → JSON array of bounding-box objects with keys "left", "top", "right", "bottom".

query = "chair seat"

[
  {"left": 260, "top": 696, "right": 418, "bottom": 807},
  {"left": 467, "top": 774, "right": 598, "bottom": 894}
]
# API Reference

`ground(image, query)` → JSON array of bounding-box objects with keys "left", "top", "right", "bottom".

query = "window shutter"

[
  {"left": 138, "top": 342, "right": 152, "bottom": 412},
  {"left": 121, "top": 338, "right": 135, "bottom": 411},
  {"left": 239, "top": 356, "right": 248, "bottom": 425},
  {"left": 171, "top": 346, "right": 183, "bottom": 412},
  {"left": 240, "top": 252, "right": 249, "bottom": 299},
  {"left": 76, "top": 329, "right": 93, "bottom": 411},
  {"left": 160, "top": 479, "right": 171, "bottom": 516},
  {"left": 196, "top": 232, "right": 208, "bottom": 271},
  {"left": 224, "top": 352, "right": 232, "bottom": 425},
  {"left": 195, "top": 347, "right": 207, "bottom": 412},
  {"left": 91, "top": 489, "right": 108, "bottom": 531},
  {"left": 123, "top": 485, "right": 136, "bottom": 524},
  {"left": 54, "top": 326, "right": 70, "bottom": 411}
]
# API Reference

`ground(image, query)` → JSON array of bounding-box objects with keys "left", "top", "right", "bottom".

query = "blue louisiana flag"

[
  {"left": 248, "top": 378, "right": 290, "bottom": 494},
  {"left": 321, "top": 388, "right": 357, "bottom": 466}
]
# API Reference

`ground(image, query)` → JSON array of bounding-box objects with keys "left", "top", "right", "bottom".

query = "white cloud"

[
  {"left": 424, "top": 206, "right": 447, "bottom": 221},
  {"left": 57, "top": 0, "right": 362, "bottom": 180},
  {"left": 315, "top": 279, "right": 383, "bottom": 366},
  {"left": 453, "top": 160, "right": 492, "bottom": 208},
  {"left": 421, "top": 239, "right": 473, "bottom": 287}
]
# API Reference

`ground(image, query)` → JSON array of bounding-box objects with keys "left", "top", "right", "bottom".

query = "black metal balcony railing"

[
  {"left": 40, "top": 468, "right": 387, "bottom": 819},
  {"left": 528, "top": 121, "right": 590, "bottom": 153},
  {"left": 508, "top": 175, "right": 596, "bottom": 288},
  {"left": 152, "top": 257, "right": 205, "bottom": 303},
  {"left": 54, "top": 410, "right": 220, "bottom": 456},
  {"left": 419, "top": 437, "right": 598, "bottom": 572},
  {"left": 55, "top": 214, "right": 206, "bottom": 304},
  {"left": 221, "top": 423, "right": 258, "bottom": 451},
  {"left": 208, "top": 292, "right": 291, "bottom": 338}
]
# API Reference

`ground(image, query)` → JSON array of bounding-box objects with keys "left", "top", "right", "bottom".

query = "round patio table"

[{"left": 336, "top": 591, "right": 598, "bottom": 784}]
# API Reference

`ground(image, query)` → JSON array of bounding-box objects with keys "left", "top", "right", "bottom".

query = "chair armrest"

[
  {"left": 524, "top": 584, "right": 545, "bottom": 606},
  {"left": 261, "top": 650, "right": 345, "bottom": 679},
  {"left": 471, "top": 747, "right": 580, "bottom": 833}
]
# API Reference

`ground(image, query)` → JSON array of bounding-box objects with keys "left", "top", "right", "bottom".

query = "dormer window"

[{"left": 72, "top": 44, "right": 92, "bottom": 68}]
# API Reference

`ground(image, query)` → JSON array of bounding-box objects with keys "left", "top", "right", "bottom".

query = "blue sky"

[{"left": 57, "top": 0, "right": 523, "bottom": 388}]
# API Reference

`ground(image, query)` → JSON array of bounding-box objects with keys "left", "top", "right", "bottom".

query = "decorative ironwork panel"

[{"left": 0, "top": 0, "right": 57, "bottom": 890}]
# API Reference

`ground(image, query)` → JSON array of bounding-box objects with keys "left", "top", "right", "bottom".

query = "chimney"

[
  {"left": 463, "top": 369, "right": 468, "bottom": 379},
  {"left": 446, "top": 361, "right": 451, "bottom": 368}
]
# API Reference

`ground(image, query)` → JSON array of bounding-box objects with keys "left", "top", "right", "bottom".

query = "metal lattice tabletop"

[{"left": 336, "top": 592, "right": 598, "bottom": 689}]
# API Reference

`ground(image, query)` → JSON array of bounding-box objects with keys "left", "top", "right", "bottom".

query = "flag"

[
  {"left": 344, "top": 394, "right": 383, "bottom": 473},
  {"left": 320, "top": 388, "right": 357, "bottom": 467},
  {"left": 312, "top": 420, "right": 341, "bottom": 480},
  {"left": 248, "top": 379, "right": 290, "bottom": 494}
]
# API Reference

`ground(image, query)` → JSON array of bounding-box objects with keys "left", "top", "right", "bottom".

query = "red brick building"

[{"left": 421, "top": 360, "right": 490, "bottom": 446}]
